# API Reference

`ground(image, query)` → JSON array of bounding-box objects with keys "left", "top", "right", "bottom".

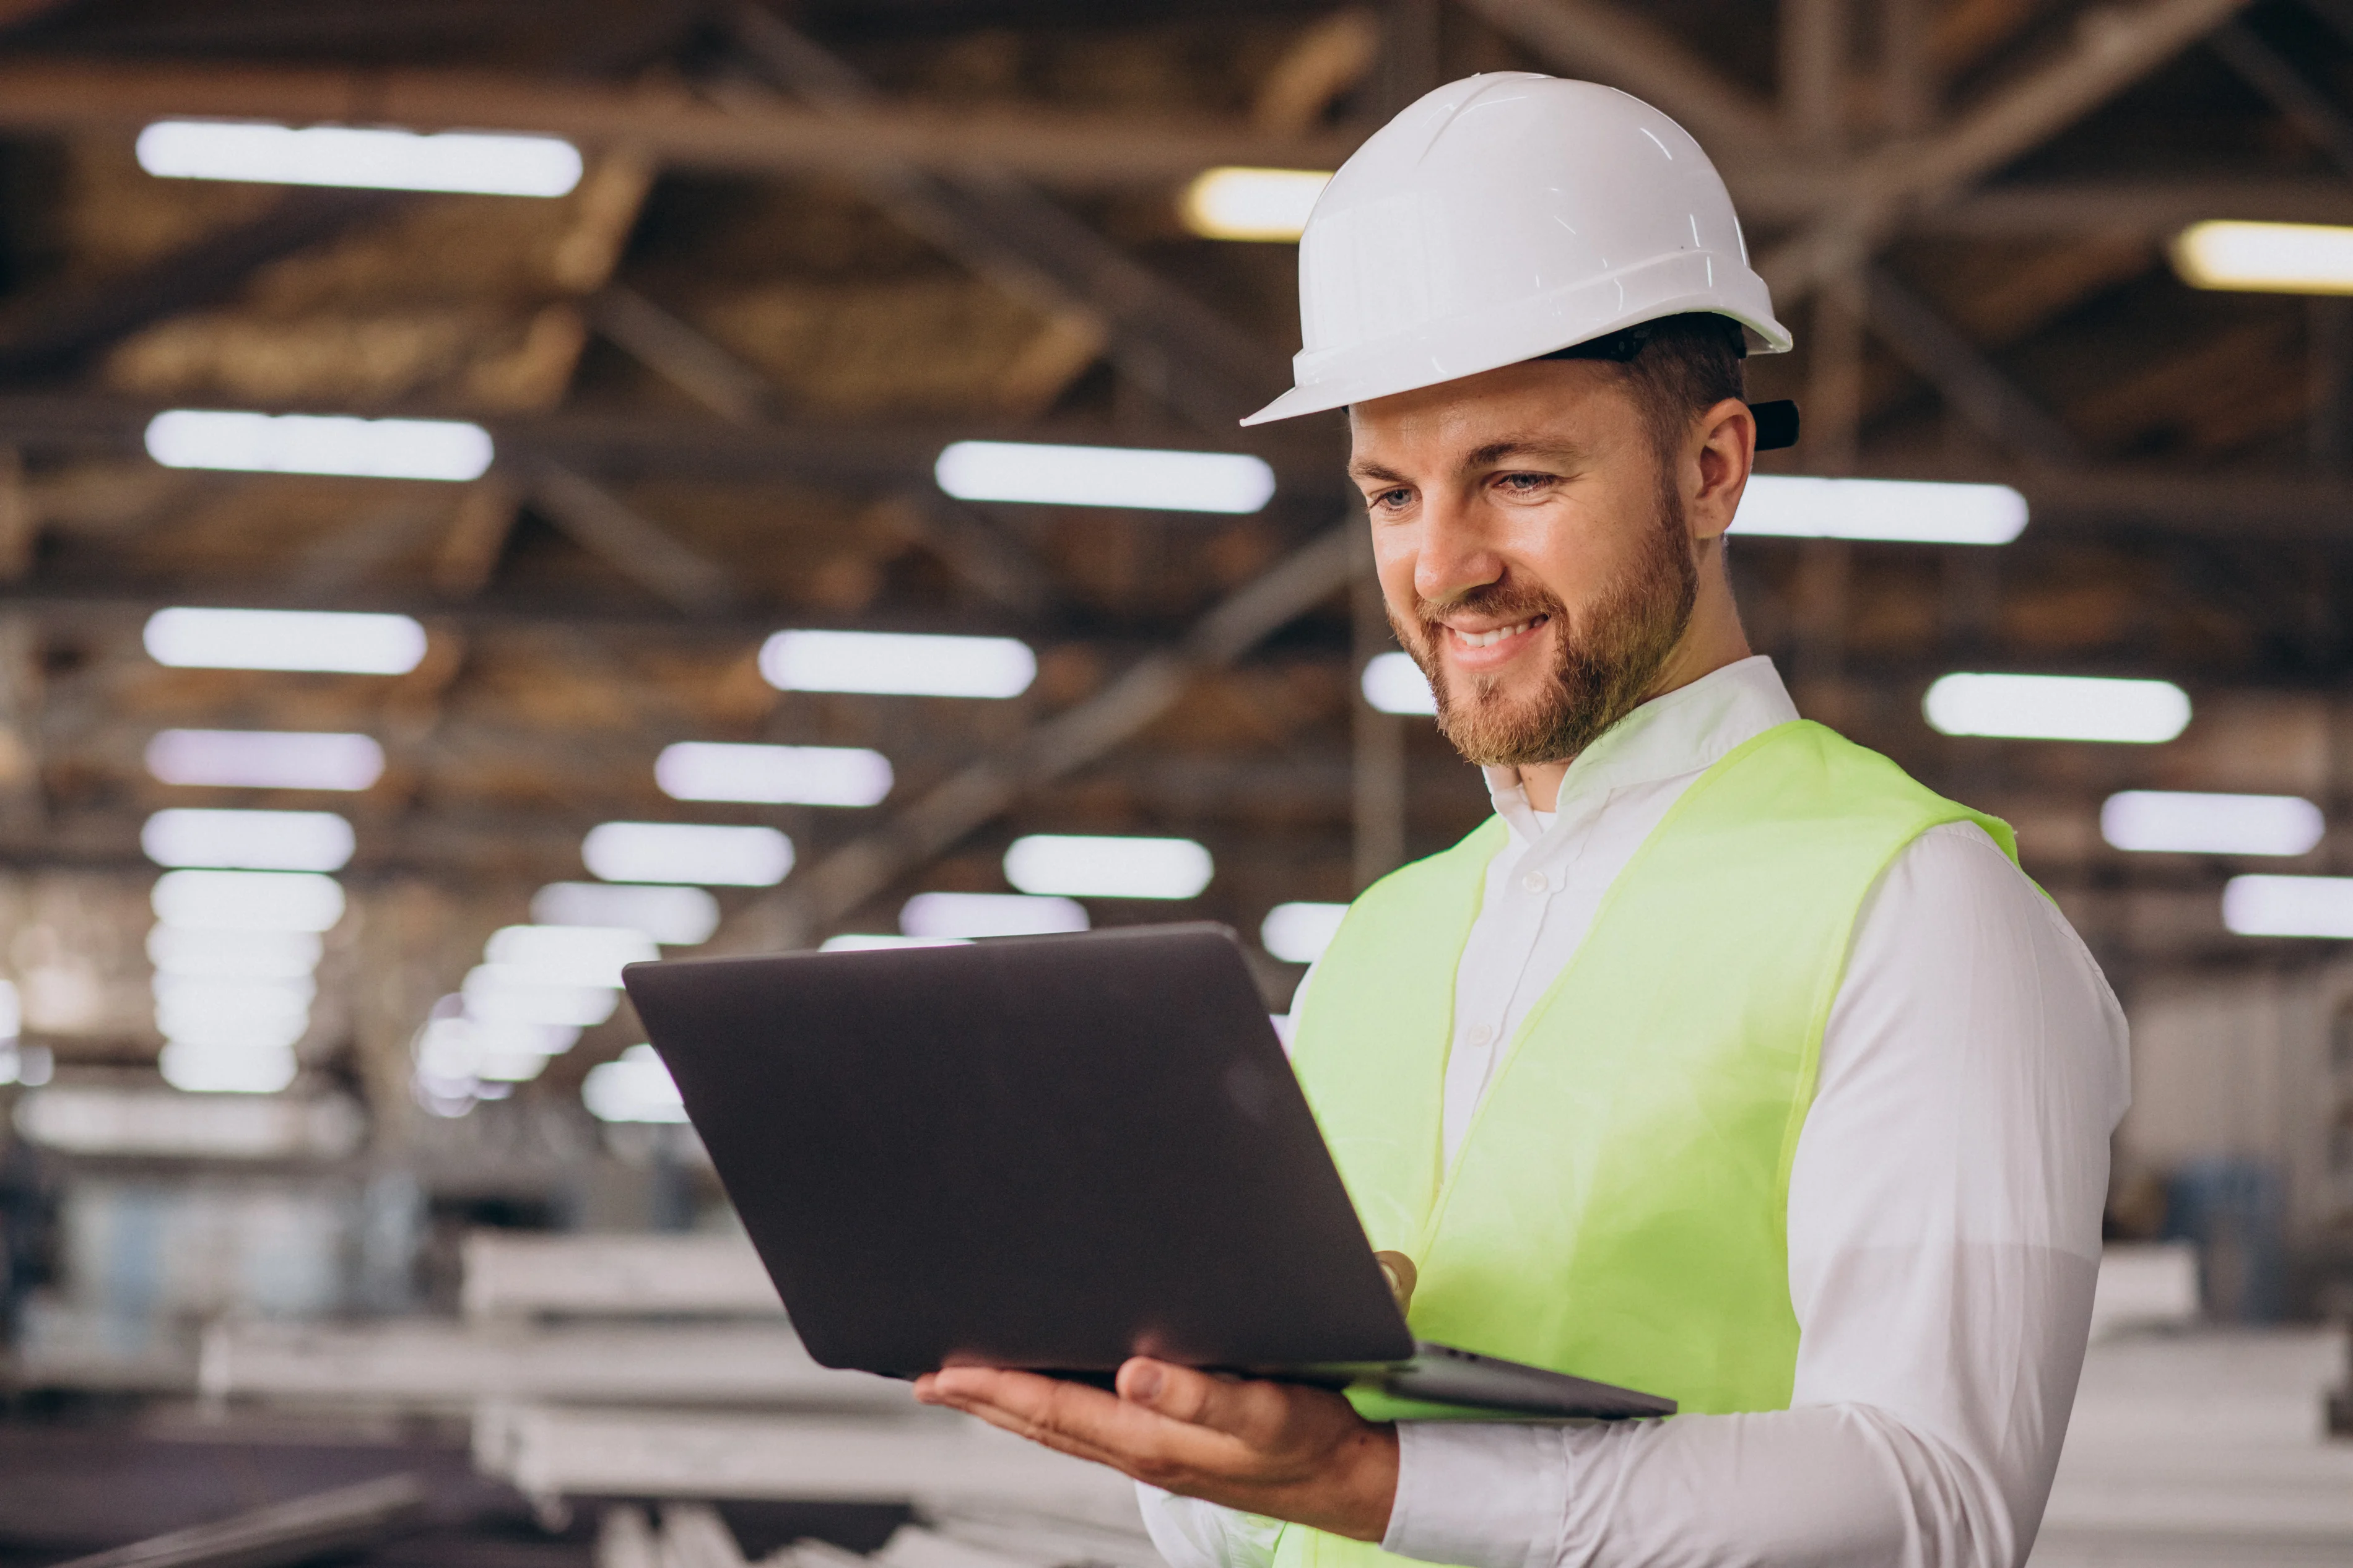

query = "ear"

[{"left": 1685, "top": 397, "right": 1755, "bottom": 547}]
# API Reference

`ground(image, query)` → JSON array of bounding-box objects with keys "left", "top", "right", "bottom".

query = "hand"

[{"left": 913, "top": 1358, "right": 1399, "bottom": 1542}]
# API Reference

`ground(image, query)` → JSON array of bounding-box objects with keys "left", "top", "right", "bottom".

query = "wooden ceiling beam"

[{"left": 0, "top": 57, "right": 1358, "bottom": 189}]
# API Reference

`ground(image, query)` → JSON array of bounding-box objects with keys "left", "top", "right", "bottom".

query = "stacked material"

[{"left": 202, "top": 1231, "right": 1145, "bottom": 1554}]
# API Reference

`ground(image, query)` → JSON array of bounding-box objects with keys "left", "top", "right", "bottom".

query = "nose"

[{"left": 1411, "top": 491, "right": 1504, "bottom": 608}]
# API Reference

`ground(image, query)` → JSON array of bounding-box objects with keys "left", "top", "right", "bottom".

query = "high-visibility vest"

[{"left": 1275, "top": 719, "right": 2014, "bottom": 1568}]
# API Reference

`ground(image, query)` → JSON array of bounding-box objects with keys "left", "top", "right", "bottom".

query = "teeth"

[{"left": 1461, "top": 619, "right": 1536, "bottom": 649}]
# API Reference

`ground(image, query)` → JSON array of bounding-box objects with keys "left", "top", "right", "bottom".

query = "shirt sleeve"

[
  {"left": 1380, "top": 821, "right": 2131, "bottom": 1568},
  {"left": 1136, "top": 1486, "right": 1286, "bottom": 1568}
]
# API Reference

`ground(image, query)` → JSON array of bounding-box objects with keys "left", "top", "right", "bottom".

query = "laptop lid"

[{"left": 622, "top": 924, "right": 1416, "bottom": 1379}]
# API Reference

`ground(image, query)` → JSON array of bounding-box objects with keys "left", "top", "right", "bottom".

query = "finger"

[
  {"left": 1116, "top": 1358, "right": 1291, "bottom": 1443},
  {"left": 930, "top": 1369, "right": 1257, "bottom": 1484}
]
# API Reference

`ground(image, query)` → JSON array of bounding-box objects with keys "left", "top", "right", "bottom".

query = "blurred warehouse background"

[{"left": 0, "top": 0, "right": 2346, "bottom": 1562}]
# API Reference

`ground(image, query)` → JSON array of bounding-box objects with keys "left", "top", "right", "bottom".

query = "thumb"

[{"left": 1116, "top": 1357, "right": 1266, "bottom": 1436}]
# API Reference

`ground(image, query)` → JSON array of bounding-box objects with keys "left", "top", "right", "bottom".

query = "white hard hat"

[{"left": 1242, "top": 73, "right": 1793, "bottom": 427}]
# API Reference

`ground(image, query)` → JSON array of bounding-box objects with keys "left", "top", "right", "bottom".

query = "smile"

[{"left": 1451, "top": 617, "right": 1545, "bottom": 649}]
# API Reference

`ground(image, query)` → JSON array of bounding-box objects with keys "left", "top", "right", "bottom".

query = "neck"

[{"left": 1511, "top": 561, "right": 1751, "bottom": 813}]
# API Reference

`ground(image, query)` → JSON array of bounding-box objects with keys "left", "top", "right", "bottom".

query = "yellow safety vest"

[{"left": 1277, "top": 719, "right": 2015, "bottom": 1568}]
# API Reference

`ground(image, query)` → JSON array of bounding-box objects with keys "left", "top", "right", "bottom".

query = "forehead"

[{"left": 1346, "top": 358, "right": 1638, "bottom": 470}]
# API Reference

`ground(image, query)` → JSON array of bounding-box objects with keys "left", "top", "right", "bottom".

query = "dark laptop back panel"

[{"left": 624, "top": 925, "right": 1415, "bottom": 1379}]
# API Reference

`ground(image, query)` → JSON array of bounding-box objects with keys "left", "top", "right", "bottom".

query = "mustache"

[{"left": 1407, "top": 583, "right": 1565, "bottom": 641}]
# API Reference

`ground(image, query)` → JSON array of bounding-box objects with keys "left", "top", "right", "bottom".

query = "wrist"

[{"left": 1309, "top": 1420, "right": 1401, "bottom": 1543}]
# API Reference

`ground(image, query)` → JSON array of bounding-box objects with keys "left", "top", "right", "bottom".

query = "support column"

[
  {"left": 2311, "top": 295, "right": 2352, "bottom": 476},
  {"left": 1794, "top": 274, "right": 1864, "bottom": 713},
  {"left": 1880, "top": 0, "right": 1932, "bottom": 135},
  {"left": 1781, "top": 0, "right": 1848, "bottom": 151}
]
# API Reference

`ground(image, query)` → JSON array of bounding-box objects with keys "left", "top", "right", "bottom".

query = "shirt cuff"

[{"left": 1381, "top": 1422, "right": 1569, "bottom": 1568}]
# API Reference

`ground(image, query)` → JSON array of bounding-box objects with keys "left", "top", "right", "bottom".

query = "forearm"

[{"left": 1385, "top": 1404, "right": 2017, "bottom": 1568}]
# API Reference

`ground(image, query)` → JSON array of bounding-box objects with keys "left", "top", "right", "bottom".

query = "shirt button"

[
  {"left": 1521, "top": 872, "right": 1547, "bottom": 893},
  {"left": 1467, "top": 1023, "right": 1493, "bottom": 1047}
]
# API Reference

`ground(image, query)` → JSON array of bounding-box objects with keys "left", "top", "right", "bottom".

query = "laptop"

[{"left": 621, "top": 922, "right": 1674, "bottom": 1421}]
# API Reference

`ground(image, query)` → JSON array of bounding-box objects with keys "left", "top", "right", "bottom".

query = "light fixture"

[
  {"left": 899, "top": 891, "right": 1089, "bottom": 939},
  {"left": 15, "top": 1087, "right": 362, "bottom": 1154},
  {"left": 581, "top": 822, "right": 794, "bottom": 887},
  {"left": 152, "top": 976, "right": 314, "bottom": 1050},
  {"left": 1922, "top": 674, "right": 2191, "bottom": 743},
  {"left": 2171, "top": 220, "right": 2353, "bottom": 295},
  {"left": 2101, "top": 792, "right": 2325, "bottom": 857},
  {"left": 159, "top": 1041, "right": 300, "bottom": 1094},
  {"left": 934, "top": 440, "right": 1277, "bottom": 514},
  {"left": 460, "top": 965, "right": 623, "bottom": 1029},
  {"left": 759, "top": 629, "right": 1037, "bottom": 700},
  {"left": 1261, "top": 901, "right": 1349, "bottom": 964},
  {"left": 2222, "top": 875, "right": 2353, "bottom": 938},
  {"left": 151, "top": 870, "right": 347, "bottom": 933},
  {"left": 136, "top": 120, "right": 584, "bottom": 197},
  {"left": 1733, "top": 476, "right": 2029, "bottom": 545},
  {"left": 582, "top": 1044, "right": 689, "bottom": 1124},
  {"left": 1003, "top": 834, "right": 1214, "bottom": 900},
  {"left": 146, "top": 409, "right": 494, "bottom": 482},
  {"left": 146, "top": 729, "right": 386, "bottom": 791},
  {"left": 147, "top": 926, "right": 323, "bottom": 980},
  {"left": 1361, "top": 651, "right": 1437, "bottom": 716},
  {"left": 530, "top": 882, "right": 720, "bottom": 946},
  {"left": 1179, "top": 167, "right": 1333, "bottom": 242},
  {"left": 142, "top": 808, "right": 355, "bottom": 872},
  {"left": 482, "top": 925, "right": 659, "bottom": 989},
  {"left": 416, "top": 1016, "right": 578, "bottom": 1088},
  {"left": 655, "top": 742, "right": 894, "bottom": 807},
  {"left": 817, "top": 933, "right": 973, "bottom": 951},
  {"left": 144, "top": 607, "right": 429, "bottom": 675}
]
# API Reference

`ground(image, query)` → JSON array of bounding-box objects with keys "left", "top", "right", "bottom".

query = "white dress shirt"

[{"left": 1139, "top": 656, "right": 2129, "bottom": 1568}]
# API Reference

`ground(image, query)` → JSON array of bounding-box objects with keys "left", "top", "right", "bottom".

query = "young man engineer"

[{"left": 915, "top": 75, "right": 2127, "bottom": 1568}]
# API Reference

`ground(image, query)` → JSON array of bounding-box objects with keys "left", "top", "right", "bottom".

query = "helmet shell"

[{"left": 1242, "top": 73, "right": 1791, "bottom": 425}]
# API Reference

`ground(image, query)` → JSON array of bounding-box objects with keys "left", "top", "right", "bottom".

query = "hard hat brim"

[{"left": 1242, "top": 301, "right": 1793, "bottom": 427}]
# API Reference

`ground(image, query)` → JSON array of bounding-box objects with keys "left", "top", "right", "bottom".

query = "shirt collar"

[{"left": 1484, "top": 656, "right": 1799, "bottom": 843}]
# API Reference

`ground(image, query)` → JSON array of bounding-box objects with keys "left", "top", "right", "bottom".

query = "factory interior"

[{"left": 0, "top": 0, "right": 2349, "bottom": 1562}]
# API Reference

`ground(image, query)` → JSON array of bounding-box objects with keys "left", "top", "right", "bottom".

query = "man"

[{"left": 916, "top": 74, "right": 2126, "bottom": 1568}]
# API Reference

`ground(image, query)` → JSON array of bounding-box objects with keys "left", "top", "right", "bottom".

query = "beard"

[{"left": 1391, "top": 482, "right": 1699, "bottom": 769}]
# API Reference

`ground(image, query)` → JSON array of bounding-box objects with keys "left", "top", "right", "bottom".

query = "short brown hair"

[{"left": 1618, "top": 313, "right": 1749, "bottom": 467}]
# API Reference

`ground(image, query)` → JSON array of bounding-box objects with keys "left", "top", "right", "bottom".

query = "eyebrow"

[{"left": 1347, "top": 438, "right": 1588, "bottom": 487}]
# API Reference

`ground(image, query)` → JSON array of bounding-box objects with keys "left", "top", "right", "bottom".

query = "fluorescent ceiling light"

[
  {"left": 146, "top": 729, "right": 386, "bottom": 791},
  {"left": 15, "top": 1088, "right": 362, "bottom": 1154},
  {"left": 583, "top": 1044, "right": 689, "bottom": 1124},
  {"left": 818, "top": 933, "right": 973, "bottom": 951},
  {"left": 581, "top": 821, "right": 793, "bottom": 887},
  {"left": 144, "top": 607, "right": 428, "bottom": 675},
  {"left": 461, "top": 966, "right": 622, "bottom": 1029},
  {"left": 760, "top": 629, "right": 1036, "bottom": 700},
  {"left": 143, "top": 807, "right": 355, "bottom": 872},
  {"left": 1003, "top": 834, "right": 1214, "bottom": 900},
  {"left": 1733, "top": 475, "right": 2029, "bottom": 545},
  {"left": 148, "top": 926, "right": 322, "bottom": 980},
  {"left": 2172, "top": 220, "right": 2353, "bottom": 295},
  {"left": 935, "top": 440, "right": 1277, "bottom": 514},
  {"left": 482, "top": 925, "right": 659, "bottom": 989},
  {"left": 137, "top": 120, "right": 583, "bottom": 197},
  {"left": 1922, "top": 674, "right": 2191, "bottom": 743},
  {"left": 146, "top": 409, "right": 494, "bottom": 482},
  {"left": 2223, "top": 875, "right": 2353, "bottom": 938},
  {"left": 531, "top": 881, "right": 719, "bottom": 946},
  {"left": 417, "top": 1017, "right": 575, "bottom": 1085},
  {"left": 1261, "top": 901, "right": 1349, "bottom": 964},
  {"left": 1180, "top": 167, "right": 1333, "bottom": 242},
  {"left": 900, "top": 891, "right": 1089, "bottom": 939},
  {"left": 2102, "top": 791, "right": 2324, "bottom": 857},
  {"left": 152, "top": 869, "right": 347, "bottom": 933},
  {"left": 1361, "top": 651, "right": 1437, "bottom": 716},
  {"left": 159, "top": 1041, "right": 300, "bottom": 1094},
  {"left": 656, "top": 742, "right": 893, "bottom": 807},
  {"left": 154, "top": 977, "right": 313, "bottom": 1051}
]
